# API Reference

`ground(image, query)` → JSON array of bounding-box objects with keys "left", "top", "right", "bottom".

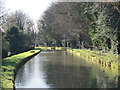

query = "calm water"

[{"left": 15, "top": 51, "right": 118, "bottom": 88}]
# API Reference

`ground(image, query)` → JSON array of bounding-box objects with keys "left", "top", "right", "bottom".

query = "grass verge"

[
  {"left": 35, "top": 47, "right": 69, "bottom": 51},
  {"left": 67, "top": 49, "right": 119, "bottom": 76},
  {"left": 2, "top": 49, "right": 41, "bottom": 89}
]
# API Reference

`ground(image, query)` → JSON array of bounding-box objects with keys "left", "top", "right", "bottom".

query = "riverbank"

[
  {"left": 2, "top": 49, "right": 41, "bottom": 89},
  {"left": 35, "top": 47, "right": 68, "bottom": 51},
  {"left": 67, "top": 49, "right": 119, "bottom": 76},
  {"left": 36, "top": 47, "right": 119, "bottom": 73},
  {"left": 2, "top": 47, "right": 119, "bottom": 88}
]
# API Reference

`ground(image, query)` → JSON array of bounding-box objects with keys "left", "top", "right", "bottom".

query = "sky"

[{"left": 5, "top": 0, "right": 53, "bottom": 23}]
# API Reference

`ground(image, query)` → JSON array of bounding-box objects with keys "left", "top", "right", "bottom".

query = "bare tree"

[
  {"left": 2, "top": 10, "right": 35, "bottom": 33},
  {"left": 37, "top": 2, "right": 92, "bottom": 48}
]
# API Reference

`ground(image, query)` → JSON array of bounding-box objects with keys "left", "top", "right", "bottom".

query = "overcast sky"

[{"left": 5, "top": 0, "right": 53, "bottom": 22}]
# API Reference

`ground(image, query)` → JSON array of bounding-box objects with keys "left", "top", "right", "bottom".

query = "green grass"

[
  {"left": 35, "top": 46, "right": 68, "bottom": 50},
  {"left": 67, "top": 49, "right": 119, "bottom": 77},
  {"left": 68, "top": 49, "right": 118, "bottom": 61},
  {"left": 67, "top": 49, "right": 119, "bottom": 72},
  {"left": 2, "top": 49, "right": 41, "bottom": 89}
]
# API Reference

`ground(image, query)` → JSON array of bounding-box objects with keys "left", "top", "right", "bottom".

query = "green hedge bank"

[
  {"left": 2, "top": 49, "right": 41, "bottom": 89},
  {"left": 67, "top": 49, "right": 119, "bottom": 77}
]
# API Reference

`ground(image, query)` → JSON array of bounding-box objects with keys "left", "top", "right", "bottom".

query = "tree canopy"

[{"left": 37, "top": 2, "right": 119, "bottom": 54}]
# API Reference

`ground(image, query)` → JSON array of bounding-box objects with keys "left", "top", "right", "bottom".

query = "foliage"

[
  {"left": 2, "top": 32, "right": 9, "bottom": 58},
  {"left": 75, "top": 2, "right": 119, "bottom": 54},
  {"left": 1, "top": 9, "right": 36, "bottom": 58},
  {"left": 37, "top": 2, "right": 92, "bottom": 48},
  {"left": 6, "top": 26, "right": 33, "bottom": 54},
  {"left": 37, "top": 2, "right": 119, "bottom": 54}
]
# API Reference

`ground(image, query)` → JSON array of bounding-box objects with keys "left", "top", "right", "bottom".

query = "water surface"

[{"left": 15, "top": 51, "right": 118, "bottom": 88}]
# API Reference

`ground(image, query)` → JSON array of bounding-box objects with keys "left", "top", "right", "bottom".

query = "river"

[{"left": 15, "top": 51, "right": 118, "bottom": 88}]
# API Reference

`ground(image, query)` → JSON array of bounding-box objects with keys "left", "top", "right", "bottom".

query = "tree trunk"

[{"left": 110, "top": 39, "right": 118, "bottom": 54}]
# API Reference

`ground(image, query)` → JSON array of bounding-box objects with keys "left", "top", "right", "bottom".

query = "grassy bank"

[
  {"left": 2, "top": 49, "right": 41, "bottom": 89},
  {"left": 35, "top": 47, "right": 68, "bottom": 51},
  {"left": 67, "top": 49, "right": 119, "bottom": 76}
]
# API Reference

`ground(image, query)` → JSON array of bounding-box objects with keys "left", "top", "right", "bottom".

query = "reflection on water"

[{"left": 15, "top": 51, "right": 118, "bottom": 88}]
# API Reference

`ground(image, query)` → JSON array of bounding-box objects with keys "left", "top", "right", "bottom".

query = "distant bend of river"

[{"left": 15, "top": 51, "right": 118, "bottom": 88}]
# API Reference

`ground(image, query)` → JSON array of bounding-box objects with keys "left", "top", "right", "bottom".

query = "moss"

[{"left": 2, "top": 49, "right": 41, "bottom": 89}]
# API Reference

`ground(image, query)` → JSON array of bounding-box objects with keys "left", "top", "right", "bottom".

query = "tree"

[
  {"left": 37, "top": 2, "right": 119, "bottom": 54},
  {"left": 1, "top": 10, "right": 36, "bottom": 56},
  {"left": 2, "top": 32, "right": 9, "bottom": 58},
  {"left": 2, "top": 10, "right": 35, "bottom": 33},
  {"left": 37, "top": 2, "right": 92, "bottom": 48},
  {"left": 0, "top": 0, "right": 7, "bottom": 27},
  {"left": 7, "top": 26, "right": 33, "bottom": 54},
  {"left": 0, "top": 0, "right": 9, "bottom": 58},
  {"left": 73, "top": 2, "right": 119, "bottom": 53}
]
